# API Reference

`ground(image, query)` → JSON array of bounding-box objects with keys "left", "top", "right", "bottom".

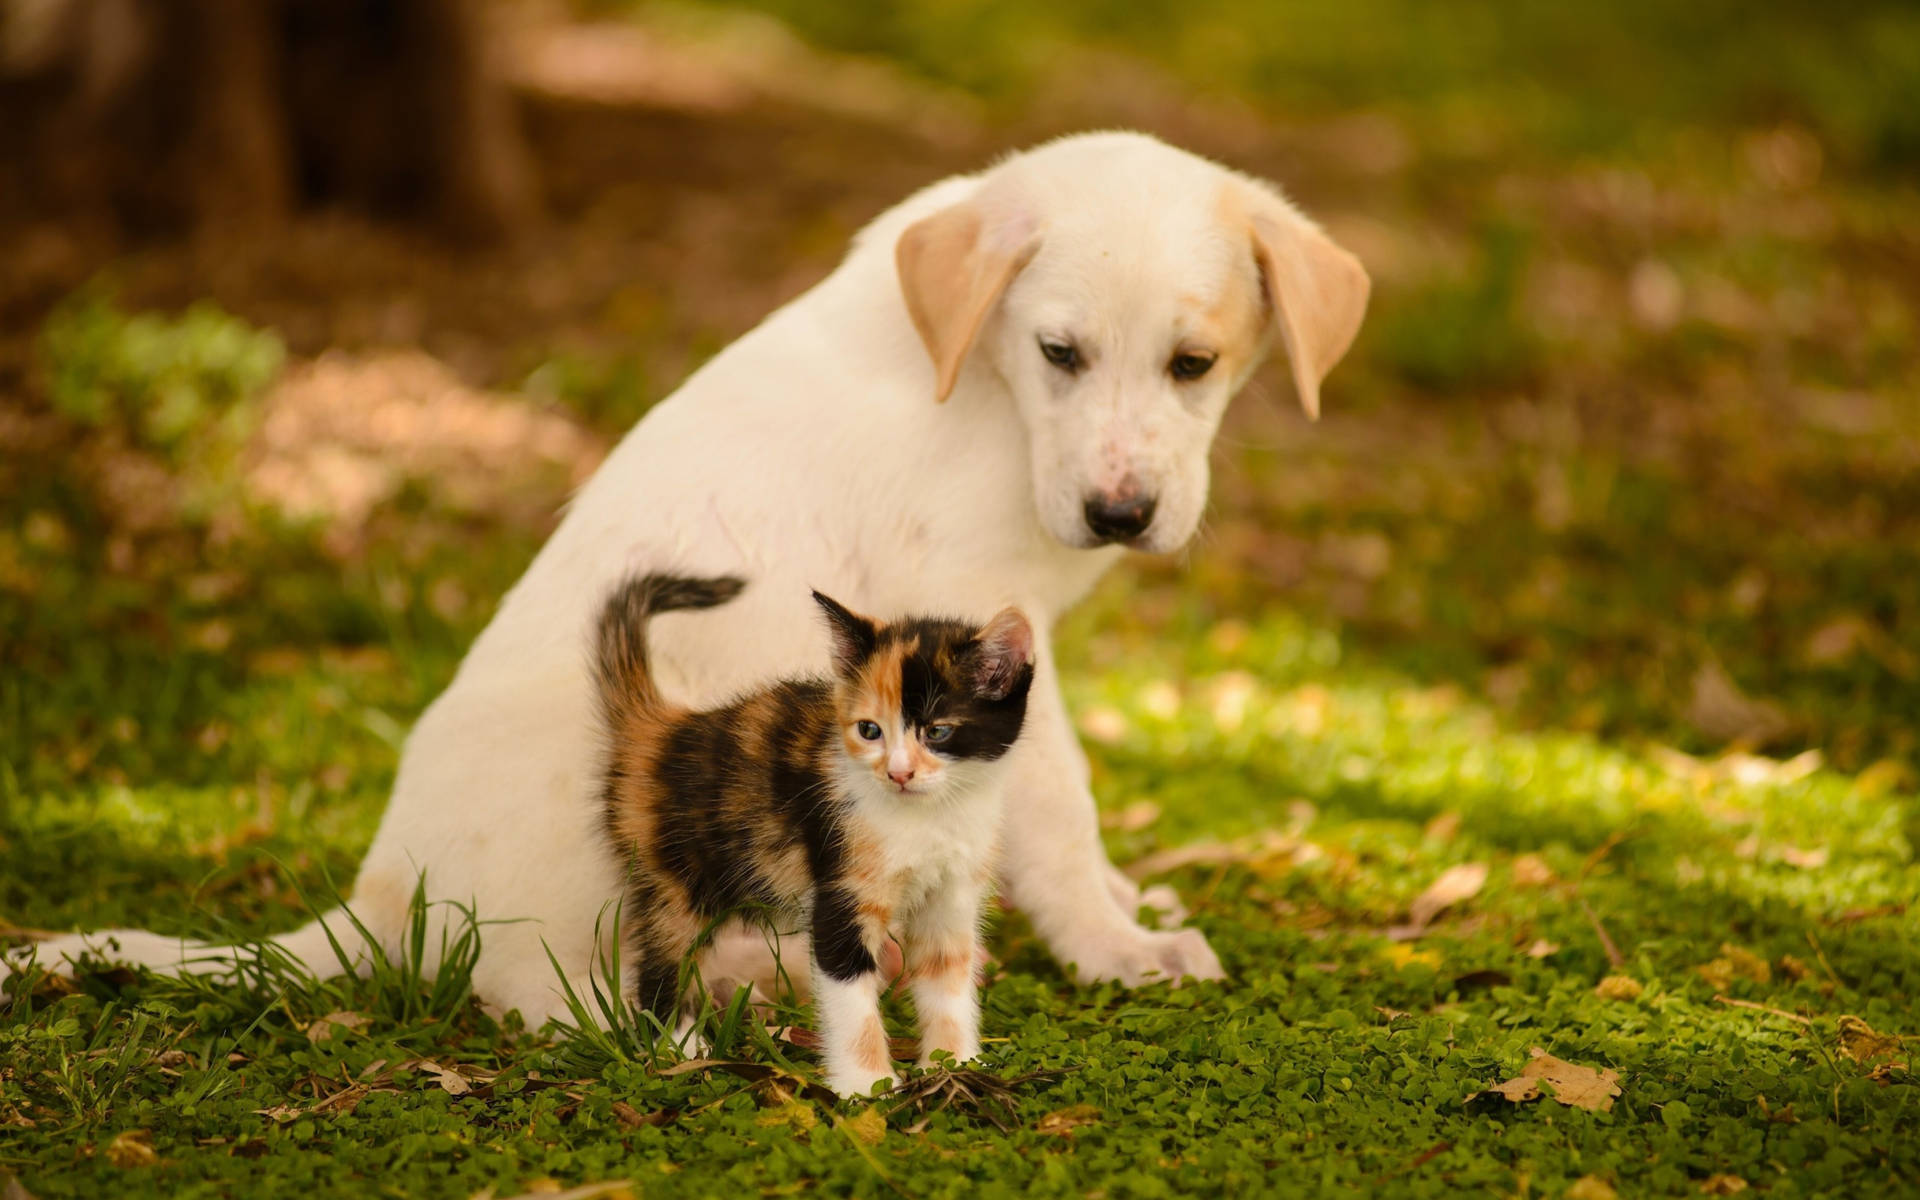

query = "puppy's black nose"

[{"left": 1083, "top": 492, "right": 1156, "bottom": 543}]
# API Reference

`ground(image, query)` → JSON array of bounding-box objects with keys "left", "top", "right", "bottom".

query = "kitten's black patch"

[
  {"left": 811, "top": 885, "right": 879, "bottom": 981},
  {"left": 884, "top": 617, "right": 1033, "bottom": 763}
]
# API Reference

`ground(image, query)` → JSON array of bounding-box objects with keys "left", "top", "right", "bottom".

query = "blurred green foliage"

[
  {"left": 641, "top": 0, "right": 1920, "bottom": 172},
  {"left": 40, "top": 289, "right": 284, "bottom": 457}
]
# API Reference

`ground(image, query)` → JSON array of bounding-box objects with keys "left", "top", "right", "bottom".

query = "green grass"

[{"left": 4, "top": 543, "right": 1916, "bottom": 1196}]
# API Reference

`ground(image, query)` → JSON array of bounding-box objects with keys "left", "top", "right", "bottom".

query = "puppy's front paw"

[{"left": 1069, "top": 924, "right": 1224, "bottom": 988}]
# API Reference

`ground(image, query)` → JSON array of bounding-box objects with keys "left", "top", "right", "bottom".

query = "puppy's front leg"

[
  {"left": 905, "top": 878, "right": 987, "bottom": 1067},
  {"left": 810, "top": 884, "right": 896, "bottom": 1098},
  {"left": 998, "top": 649, "right": 1225, "bottom": 988}
]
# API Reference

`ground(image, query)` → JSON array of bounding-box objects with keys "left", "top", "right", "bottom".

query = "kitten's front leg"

[
  {"left": 810, "top": 884, "right": 896, "bottom": 1098},
  {"left": 905, "top": 878, "right": 987, "bottom": 1067}
]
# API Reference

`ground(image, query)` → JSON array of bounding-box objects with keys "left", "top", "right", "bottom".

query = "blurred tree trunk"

[{"left": 0, "top": 0, "right": 537, "bottom": 241}]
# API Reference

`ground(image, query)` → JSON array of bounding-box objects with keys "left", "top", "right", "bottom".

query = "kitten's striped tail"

[{"left": 594, "top": 572, "right": 746, "bottom": 722}]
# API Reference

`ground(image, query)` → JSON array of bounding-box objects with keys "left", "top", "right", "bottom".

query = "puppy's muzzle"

[{"left": 1083, "top": 489, "right": 1156, "bottom": 544}]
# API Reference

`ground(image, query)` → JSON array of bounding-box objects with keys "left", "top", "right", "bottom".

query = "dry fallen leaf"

[
  {"left": 105, "top": 1129, "right": 158, "bottom": 1168},
  {"left": 1699, "top": 944, "right": 1771, "bottom": 991},
  {"left": 1595, "top": 975, "right": 1644, "bottom": 1002},
  {"left": 1034, "top": 1104, "right": 1101, "bottom": 1136},
  {"left": 1698, "top": 1174, "right": 1749, "bottom": 1194},
  {"left": 404, "top": 1059, "right": 474, "bottom": 1097},
  {"left": 1510, "top": 854, "right": 1557, "bottom": 888},
  {"left": 1392, "top": 862, "right": 1489, "bottom": 939},
  {"left": 305, "top": 1010, "right": 371, "bottom": 1044},
  {"left": 1101, "top": 800, "right": 1162, "bottom": 833},
  {"left": 1565, "top": 1176, "right": 1618, "bottom": 1200},
  {"left": 494, "top": 1183, "right": 634, "bottom": 1200},
  {"left": 1837, "top": 1016, "right": 1903, "bottom": 1065},
  {"left": 1476, "top": 1047, "right": 1621, "bottom": 1113},
  {"left": 1525, "top": 939, "right": 1561, "bottom": 959},
  {"left": 1424, "top": 811, "right": 1463, "bottom": 843},
  {"left": 1078, "top": 705, "right": 1129, "bottom": 745},
  {"left": 1687, "top": 661, "right": 1790, "bottom": 745}
]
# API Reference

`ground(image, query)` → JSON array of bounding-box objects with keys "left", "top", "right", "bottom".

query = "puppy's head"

[{"left": 896, "top": 132, "right": 1370, "bottom": 553}]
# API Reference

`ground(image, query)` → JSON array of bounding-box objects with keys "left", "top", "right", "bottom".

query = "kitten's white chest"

[{"left": 852, "top": 782, "right": 1004, "bottom": 913}]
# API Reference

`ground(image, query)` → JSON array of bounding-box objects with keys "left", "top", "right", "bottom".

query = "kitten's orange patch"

[
  {"left": 854, "top": 641, "right": 907, "bottom": 719},
  {"left": 843, "top": 827, "right": 890, "bottom": 892},
  {"left": 850, "top": 1017, "right": 892, "bottom": 1074},
  {"left": 907, "top": 945, "right": 971, "bottom": 982}
]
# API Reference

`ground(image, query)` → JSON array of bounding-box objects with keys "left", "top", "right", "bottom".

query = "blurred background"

[{"left": 3, "top": 0, "right": 1918, "bottom": 917}]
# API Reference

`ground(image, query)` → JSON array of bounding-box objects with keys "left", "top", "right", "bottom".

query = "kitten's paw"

[
  {"left": 1066, "top": 924, "right": 1224, "bottom": 988},
  {"left": 917, "top": 1045, "right": 980, "bottom": 1069},
  {"left": 826, "top": 1068, "right": 899, "bottom": 1099},
  {"left": 668, "top": 1015, "right": 712, "bottom": 1059}
]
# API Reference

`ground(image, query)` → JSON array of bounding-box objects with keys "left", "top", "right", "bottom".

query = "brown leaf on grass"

[
  {"left": 1474, "top": 1048, "right": 1621, "bottom": 1113},
  {"left": 1101, "top": 800, "right": 1162, "bottom": 833},
  {"left": 1510, "top": 854, "right": 1556, "bottom": 888},
  {"left": 1078, "top": 706, "right": 1129, "bottom": 745},
  {"left": 1525, "top": 939, "right": 1561, "bottom": 958},
  {"left": 657, "top": 1058, "right": 839, "bottom": 1106},
  {"left": 1565, "top": 1176, "right": 1618, "bottom": 1200},
  {"left": 610, "top": 1100, "right": 675, "bottom": 1130},
  {"left": 1686, "top": 661, "right": 1789, "bottom": 745},
  {"left": 1389, "top": 862, "right": 1488, "bottom": 939},
  {"left": 1699, "top": 944, "right": 1771, "bottom": 991},
  {"left": 1594, "top": 975, "right": 1644, "bottom": 1002},
  {"left": 1423, "top": 811, "right": 1463, "bottom": 843},
  {"left": 105, "top": 1129, "right": 158, "bottom": 1168},
  {"left": 1698, "top": 1175, "right": 1749, "bottom": 1194},
  {"left": 1776, "top": 845, "right": 1829, "bottom": 870},
  {"left": 493, "top": 1183, "right": 635, "bottom": 1200},
  {"left": 402, "top": 1059, "right": 475, "bottom": 1097},
  {"left": 304, "top": 1011, "right": 370, "bottom": 1044},
  {"left": 1123, "top": 829, "right": 1314, "bottom": 882},
  {"left": 1837, "top": 1016, "right": 1904, "bottom": 1065},
  {"left": 1034, "top": 1104, "right": 1101, "bottom": 1136}
]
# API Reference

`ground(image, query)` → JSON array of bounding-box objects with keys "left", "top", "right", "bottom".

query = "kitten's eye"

[
  {"left": 1038, "top": 338, "right": 1081, "bottom": 373},
  {"left": 855, "top": 720, "right": 882, "bottom": 741},
  {"left": 1170, "top": 352, "right": 1216, "bottom": 381},
  {"left": 924, "top": 723, "right": 956, "bottom": 744}
]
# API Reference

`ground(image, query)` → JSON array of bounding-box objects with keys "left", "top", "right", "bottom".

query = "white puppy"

[{"left": 11, "top": 132, "right": 1368, "bottom": 1024}]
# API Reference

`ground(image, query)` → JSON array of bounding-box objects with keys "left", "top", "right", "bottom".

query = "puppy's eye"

[
  {"left": 1170, "top": 352, "right": 1216, "bottom": 381},
  {"left": 1038, "top": 338, "right": 1081, "bottom": 373},
  {"left": 856, "top": 720, "right": 882, "bottom": 741},
  {"left": 924, "top": 723, "right": 956, "bottom": 744}
]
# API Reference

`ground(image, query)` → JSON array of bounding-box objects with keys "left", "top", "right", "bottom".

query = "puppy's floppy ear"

[
  {"left": 968, "top": 606, "right": 1035, "bottom": 701},
  {"left": 812, "top": 590, "right": 879, "bottom": 676},
  {"left": 1233, "top": 182, "right": 1371, "bottom": 422},
  {"left": 895, "top": 197, "right": 1042, "bottom": 403}
]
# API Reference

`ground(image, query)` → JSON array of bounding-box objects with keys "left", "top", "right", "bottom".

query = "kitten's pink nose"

[{"left": 888, "top": 767, "right": 915, "bottom": 787}]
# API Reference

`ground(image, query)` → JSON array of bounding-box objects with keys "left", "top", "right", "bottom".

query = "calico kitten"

[{"left": 593, "top": 573, "right": 1035, "bottom": 1097}]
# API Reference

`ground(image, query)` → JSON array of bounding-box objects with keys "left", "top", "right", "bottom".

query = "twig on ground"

[
  {"left": 1578, "top": 898, "right": 1625, "bottom": 969},
  {"left": 1713, "top": 995, "right": 1812, "bottom": 1026}
]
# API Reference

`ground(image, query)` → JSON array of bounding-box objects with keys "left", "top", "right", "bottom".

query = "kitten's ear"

[
  {"left": 970, "top": 607, "right": 1035, "bottom": 701},
  {"left": 812, "top": 590, "right": 878, "bottom": 675}
]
